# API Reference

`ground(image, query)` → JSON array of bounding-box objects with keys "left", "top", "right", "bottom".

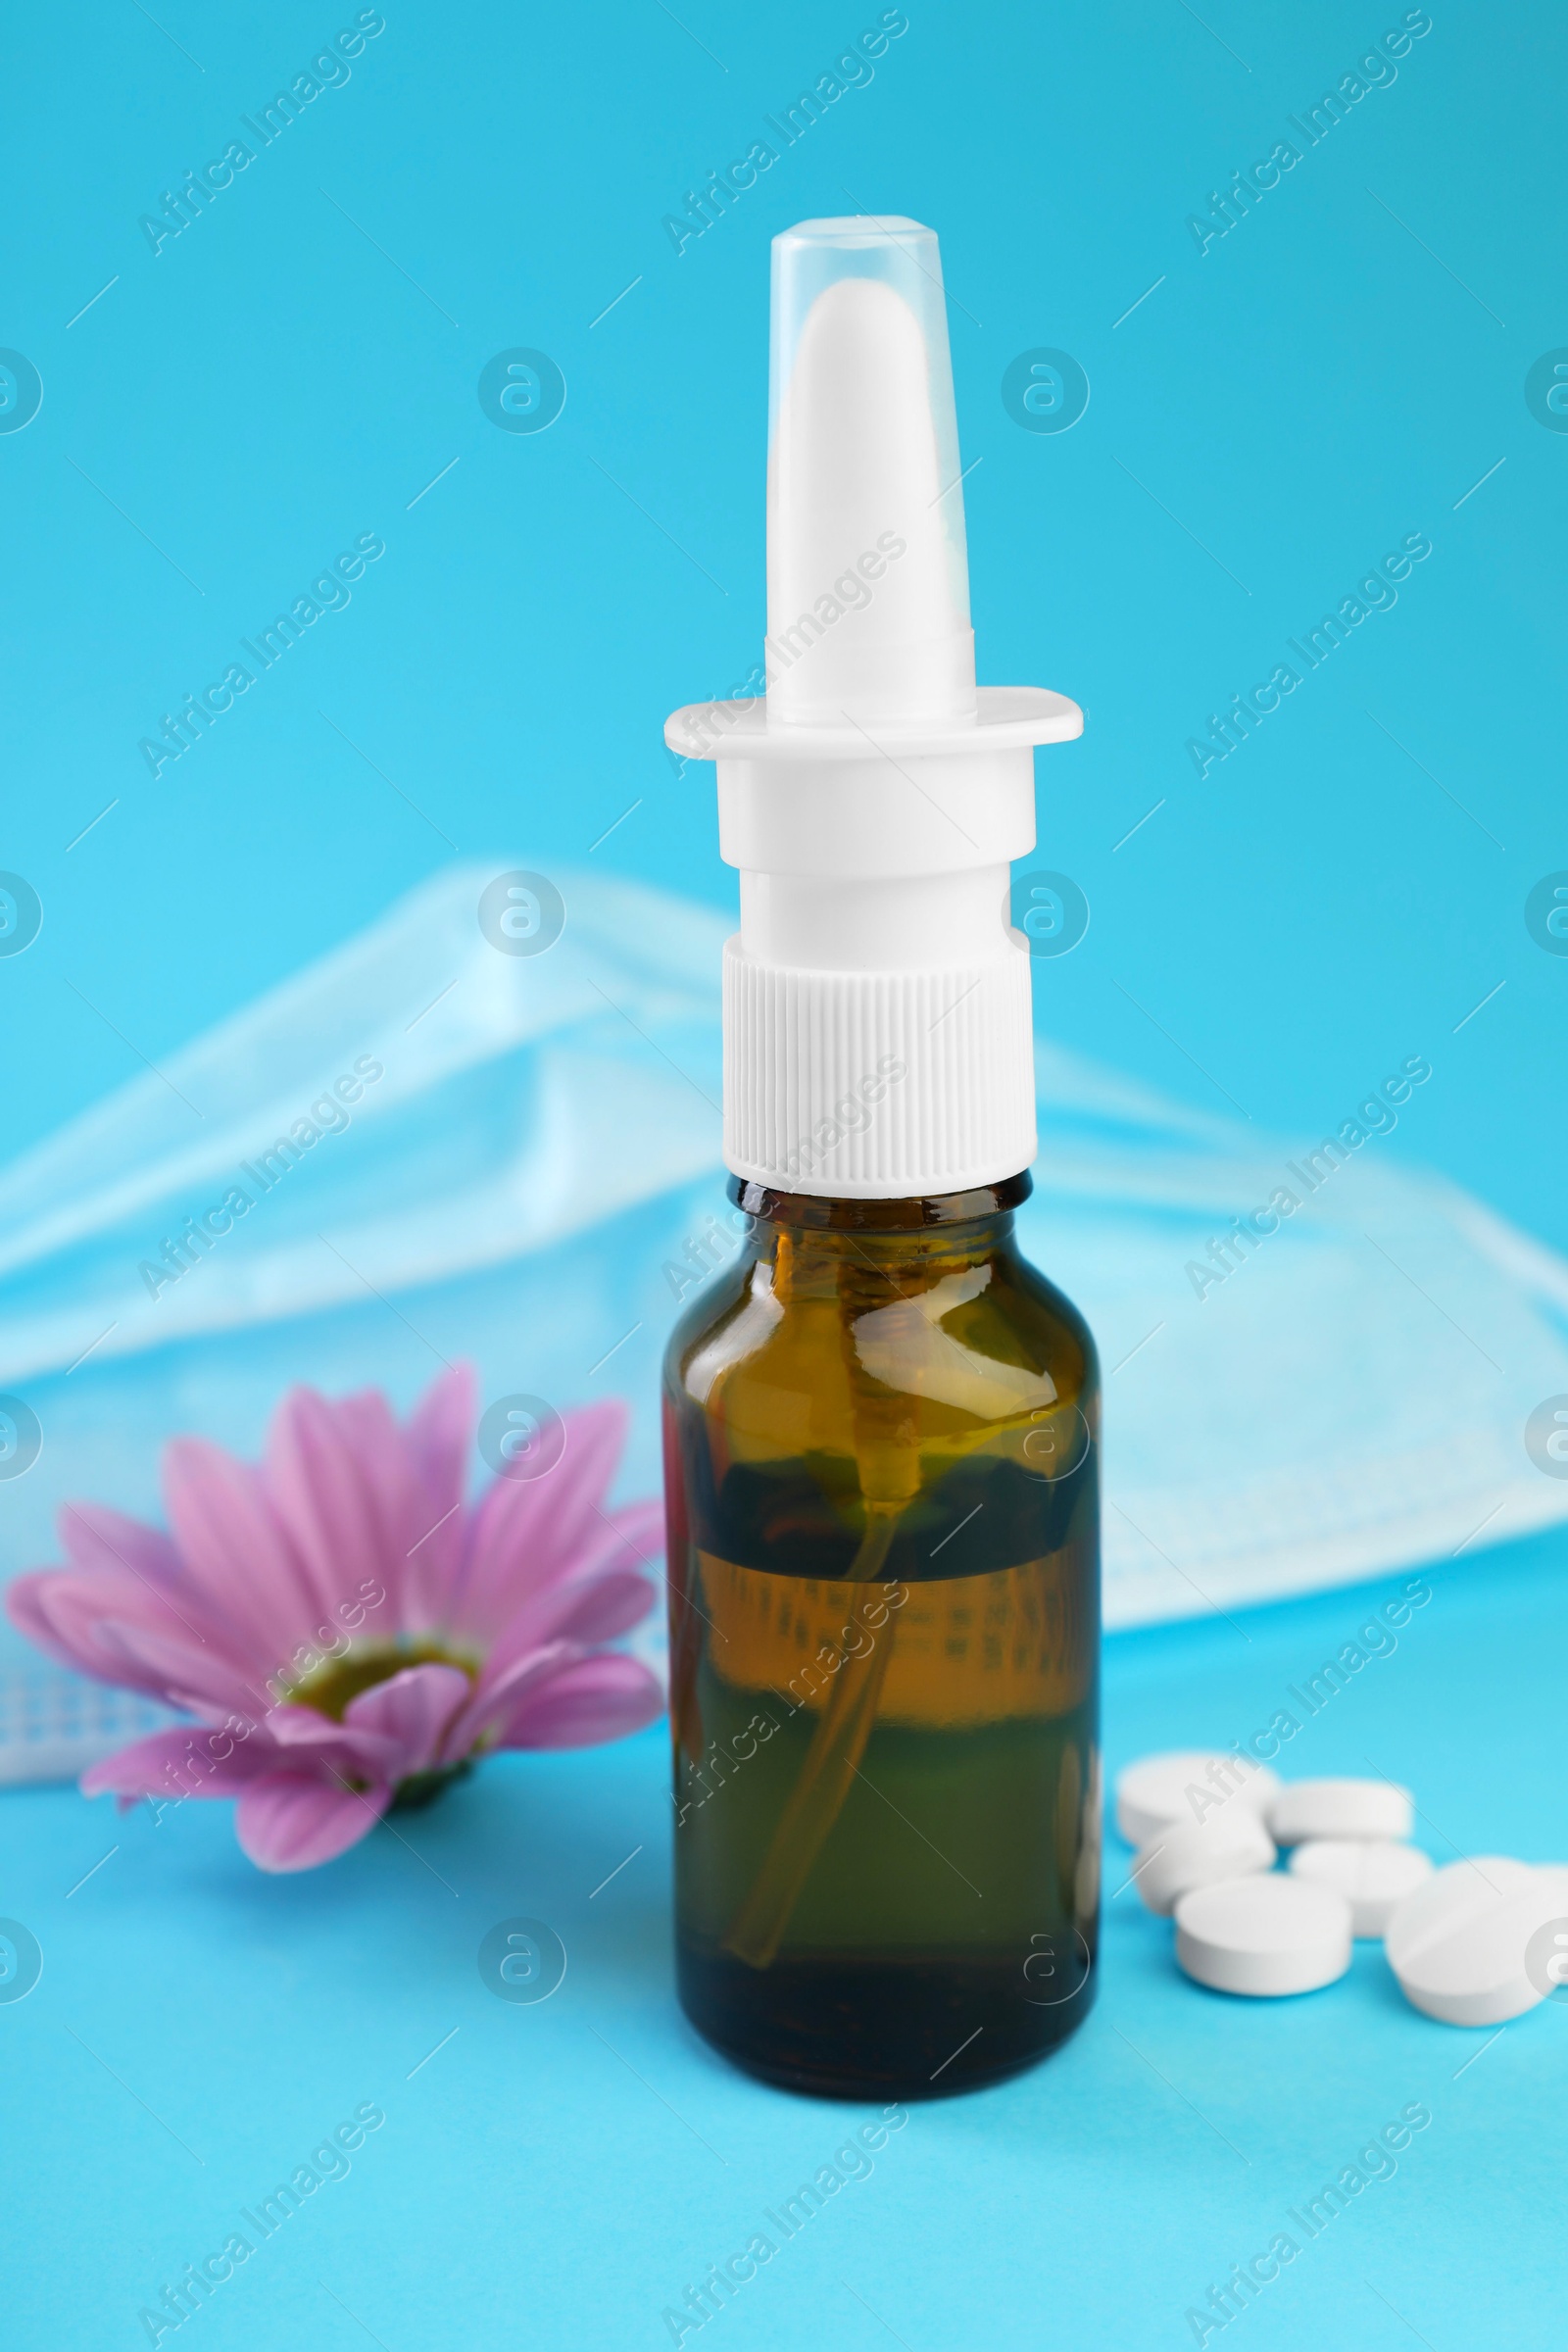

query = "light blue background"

[
  {"left": 8, "top": 1543, "right": 1567, "bottom": 2351},
  {"left": 3, "top": 3, "right": 1565, "bottom": 2344}
]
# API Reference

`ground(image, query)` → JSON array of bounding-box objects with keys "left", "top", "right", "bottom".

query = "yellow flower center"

[{"left": 288, "top": 1639, "right": 477, "bottom": 1723}]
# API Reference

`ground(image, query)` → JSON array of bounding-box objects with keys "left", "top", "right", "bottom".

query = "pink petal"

[
  {"left": 464, "top": 1498, "right": 661, "bottom": 1706},
  {"left": 343, "top": 1661, "right": 472, "bottom": 1777},
  {"left": 327, "top": 1388, "right": 408, "bottom": 1516},
  {"left": 235, "top": 1771, "right": 390, "bottom": 1871},
  {"left": 265, "top": 1389, "right": 396, "bottom": 1637},
  {"left": 583, "top": 1495, "right": 665, "bottom": 1582},
  {"left": 451, "top": 1399, "right": 632, "bottom": 1640},
  {"left": 493, "top": 1652, "right": 664, "bottom": 1750},
  {"left": 439, "top": 1640, "right": 579, "bottom": 1762},
  {"left": 480, "top": 1563, "right": 656, "bottom": 1690},
  {"left": 403, "top": 1364, "right": 476, "bottom": 1604},
  {"left": 262, "top": 1703, "right": 403, "bottom": 1774},
  {"left": 162, "top": 1689, "right": 270, "bottom": 1730},
  {"left": 163, "top": 1437, "right": 321, "bottom": 1667},
  {"left": 82, "top": 1724, "right": 275, "bottom": 1802},
  {"left": 58, "top": 1501, "right": 186, "bottom": 1590},
  {"left": 7, "top": 1568, "right": 242, "bottom": 1706},
  {"left": 94, "top": 1612, "right": 271, "bottom": 1717},
  {"left": 324, "top": 1389, "right": 437, "bottom": 1619},
  {"left": 6, "top": 1571, "right": 122, "bottom": 1683}
]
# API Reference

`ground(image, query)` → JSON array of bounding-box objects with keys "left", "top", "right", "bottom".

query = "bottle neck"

[{"left": 728, "top": 1170, "right": 1029, "bottom": 1269}]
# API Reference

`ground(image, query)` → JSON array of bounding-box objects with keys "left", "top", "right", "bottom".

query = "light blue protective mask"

[{"left": 1, "top": 865, "right": 1564, "bottom": 1773}]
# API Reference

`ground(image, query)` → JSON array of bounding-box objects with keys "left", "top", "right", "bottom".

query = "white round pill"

[
  {"left": 1114, "top": 1751, "right": 1282, "bottom": 1847},
  {"left": 1287, "top": 1838, "right": 1434, "bottom": 1937},
  {"left": 1175, "top": 1875, "right": 1353, "bottom": 1996},
  {"left": 1268, "top": 1777, "right": 1413, "bottom": 1845},
  {"left": 1386, "top": 1856, "right": 1568, "bottom": 2027},
  {"left": 1131, "top": 1810, "right": 1276, "bottom": 1917}
]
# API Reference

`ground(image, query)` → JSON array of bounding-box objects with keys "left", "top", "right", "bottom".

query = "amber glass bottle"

[{"left": 662, "top": 1171, "right": 1100, "bottom": 2100}]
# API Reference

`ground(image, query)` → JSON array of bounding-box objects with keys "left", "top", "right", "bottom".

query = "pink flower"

[{"left": 6, "top": 1368, "right": 664, "bottom": 1871}]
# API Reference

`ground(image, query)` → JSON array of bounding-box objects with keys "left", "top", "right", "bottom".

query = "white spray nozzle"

[
  {"left": 765, "top": 217, "right": 975, "bottom": 727},
  {"left": 664, "top": 216, "right": 1084, "bottom": 1200}
]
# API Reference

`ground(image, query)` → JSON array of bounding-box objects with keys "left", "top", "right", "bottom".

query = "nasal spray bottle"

[{"left": 662, "top": 219, "right": 1099, "bottom": 2098}]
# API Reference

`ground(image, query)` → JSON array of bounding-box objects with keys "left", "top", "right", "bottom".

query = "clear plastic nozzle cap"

[{"left": 765, "top": 218, "right": 977, "bottom": 728}]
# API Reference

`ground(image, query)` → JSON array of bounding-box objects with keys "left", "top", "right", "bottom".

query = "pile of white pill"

[{"left": 1114, "top": 1750, "right": 1568, "bottom": 2026}]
